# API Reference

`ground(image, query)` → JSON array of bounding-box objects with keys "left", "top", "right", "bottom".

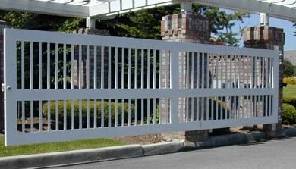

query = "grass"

[
  {"left": 284, "top": 85, "right": 296, "bottom": 98},
  {"left": 0, "top": 135, "right": 124, "bottom": 157}
]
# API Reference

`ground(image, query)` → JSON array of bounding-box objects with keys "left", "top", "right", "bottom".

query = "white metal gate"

[{"left": 4, "top": 29, "right": 279, "bottom": 146}]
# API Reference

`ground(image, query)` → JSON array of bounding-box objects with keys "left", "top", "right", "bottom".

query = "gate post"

[
  {"left": 243, "top": 25, "right": 285, "bottom": 137},
  {"left": 0, "top": 20, "right": 7, "bottom": 133},
  {"left": 160, "top": 4, "right": 211, "bottom": 142}
]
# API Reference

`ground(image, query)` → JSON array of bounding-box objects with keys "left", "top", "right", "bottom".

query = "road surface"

[{"left": 55, "top": 137, "right": 296, "bottom": 169}]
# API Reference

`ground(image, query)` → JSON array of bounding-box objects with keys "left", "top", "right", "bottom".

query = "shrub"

[
  {"left": 42, "top": 101, "right": 135, "bottom": 129},
  {"left": 283, "top": 97, "right": 296, "bottom": 108},
  {"left": 283, "top": 77, "right": 296, "bottom": 86},
  {"left": 282, "top": 103, "right": 296, "bottom": 125}
]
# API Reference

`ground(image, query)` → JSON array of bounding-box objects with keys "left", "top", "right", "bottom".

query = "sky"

[{"left": 232, "top": 13, "right": 296, "bottom": 51}]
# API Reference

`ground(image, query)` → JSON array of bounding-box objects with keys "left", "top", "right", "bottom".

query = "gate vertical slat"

[
  {"left": 147, "top": 49, "right": 151, "bottom": 124},
  {"left": 115, "top": 47, "right": 118, "bottom": 127},
  {"left": 170, "top": 50, "right": 179, "bottom": 124},
  {"left": 153, "top": 49, "right": 157, "bottom": 124},
  {"left": 128, "top": 48, "right": 131, "bottom": 126},
  {"left": 39, "top": 43, "right": 43, "bottom": 131},
  {"left": 21, "top": 41, "right": 25, "bottom": 132}
]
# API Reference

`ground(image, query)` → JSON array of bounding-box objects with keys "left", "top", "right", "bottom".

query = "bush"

[
  {"left": 283, "top": 77, "right": 296, "bottom": 86},
  {"left": 283, "top": 97, "right": 296, "bottom": 107},
  {"left": 282, "top": 103, "right": 296, "bottom": 125},
  {"left": 43, "top": 101, "right": 135, "bottom": 129}
]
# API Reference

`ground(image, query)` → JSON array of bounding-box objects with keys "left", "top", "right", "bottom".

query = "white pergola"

[{"left": 1, "top": 0, "right": 296, "bottom": 21}]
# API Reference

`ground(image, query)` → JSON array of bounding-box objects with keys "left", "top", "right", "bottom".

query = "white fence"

[{"left": 4, "top": 29, "right": 279, "bottom": 146}]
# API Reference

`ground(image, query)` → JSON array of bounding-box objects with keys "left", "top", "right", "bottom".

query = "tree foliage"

[
  {"left": 0, "top": 4, "right": 245, "bottom": 45},
  {"left": 283, "top": 60, "right": 296, "bottom": 77}
]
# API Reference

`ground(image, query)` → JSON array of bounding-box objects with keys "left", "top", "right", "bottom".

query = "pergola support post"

[{"left": 86, "top": 17, "right": 96, "bottom": 30}]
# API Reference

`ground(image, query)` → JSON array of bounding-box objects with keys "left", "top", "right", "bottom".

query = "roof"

[{"left": 0, "top": 0, "right": 296, "bottom": 21}]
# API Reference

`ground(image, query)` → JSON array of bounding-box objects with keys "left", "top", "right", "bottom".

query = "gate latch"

[{"left": 2, "top": 83, "right": 11, "bottom": 92}]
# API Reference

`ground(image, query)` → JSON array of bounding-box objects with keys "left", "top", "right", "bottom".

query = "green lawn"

[
  {"left": 0, "top": 136, "right": 124, "bottom": 157},
  {"left": 284, "top": 85, "right": 296, "bottom": 98}
]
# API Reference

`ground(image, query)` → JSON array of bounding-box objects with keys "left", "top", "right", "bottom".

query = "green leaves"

[{"left": 0, "top": 4, "right": 246, "bottom": 46}]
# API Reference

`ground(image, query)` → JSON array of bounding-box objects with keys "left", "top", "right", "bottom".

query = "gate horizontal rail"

[{"left": 4, "top": 29, "right": 279, "bottom": 146}]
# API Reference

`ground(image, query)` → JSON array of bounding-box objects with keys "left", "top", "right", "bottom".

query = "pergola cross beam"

[{"left": 0, "top": 0, "right": 295, "bottom": 21}]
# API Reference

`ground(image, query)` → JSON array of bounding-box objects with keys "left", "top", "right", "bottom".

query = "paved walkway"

[{"left": 56, "top": 137, "right": 296, "bottom": 169}]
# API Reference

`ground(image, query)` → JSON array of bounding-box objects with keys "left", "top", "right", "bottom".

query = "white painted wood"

[
  {"left": 4, "top": 29, "right": 279, "bottom": 146},
  {"left": 71, "top": 45, "right": 75, "bottom": 90},
  {"left": 63, "top": 44, "right": 67, "bottom": 89},
  {"left": 7, "top": 29, "right": 278, "bottom": 58},
  {"left": 87, "top": 99, "right": 90, "bottom": 129},
  {"left": 94, "top": 99, "right": 97, "bottom": 128},
  {"left": 0, "top": 0, "right": 89, "bottom": 17},
  {"left": 3, "top": 0, "right": 296, "bottom": 21},
  {"left": 30, "top": 43, "right": 33, "bottom": 90},
  {"left": 115, "top": 47, "right": 118, "bottom": 89},
  {"left": 55, "top": 44, "right": 58, "bottom": 90}
]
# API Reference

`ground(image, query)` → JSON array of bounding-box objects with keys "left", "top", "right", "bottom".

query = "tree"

[
  {"left": 283, "top": 60, "right": 296, "bottom": 77},
  {"left": 0, "top": 4, "right": 245, "bottom": 45},
  {"left": 97, "top": 4, "right": 245, "bottom": 45}
]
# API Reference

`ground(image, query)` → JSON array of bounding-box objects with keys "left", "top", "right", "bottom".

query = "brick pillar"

[
  {"left": 160, "top": 13, "right": 211, "bottom": 142},
  {"left": 0, "top": 21, "right": 7, "bottom": 133},
  {"left": 243, "top": 26, "right": 285, "bottom": 136},
  {"left": 72, "top": 28, "right": 110, "bottom": 89}
]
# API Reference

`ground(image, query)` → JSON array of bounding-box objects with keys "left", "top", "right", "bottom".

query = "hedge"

[
  {"left": 282, "top": 103, "right": 296, "bottom": 125},
  {"left": 283, "top": 97, "right": 296, "bottom": 108},
  {"left": 283, "top": 77, "right": 296, "bottom": 86},
  {"left": 42, "top": 101, "right": 135, "bottom": 129}
]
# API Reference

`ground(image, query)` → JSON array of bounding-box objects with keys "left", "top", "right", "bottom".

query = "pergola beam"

[
  {"left": 189, "top": 0, "right": 296, "bottom": 21},
  {"left": 0, "top": 0, "right": 295, "bottom": 21},
  {"left": 0, "top": 0, "right": 89, "bottom": 18},
  {"left": 89, "top": 0, "right": 173, "bottom": 18}
]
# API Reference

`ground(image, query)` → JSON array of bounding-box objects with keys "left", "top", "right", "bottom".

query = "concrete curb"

[
  {"left": 143, "top": 141, "right": 184, "bottom": 156},
  {"left": 1, "top": 128, "right": 296, "bottom": 169},
  {"left": 0, "top": 145, "right": 143, "bottom": 169}
]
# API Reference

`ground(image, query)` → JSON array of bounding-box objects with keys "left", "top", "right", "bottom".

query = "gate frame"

[{"left": 3, "top": 28, "right": 279, "bottom": 146}]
